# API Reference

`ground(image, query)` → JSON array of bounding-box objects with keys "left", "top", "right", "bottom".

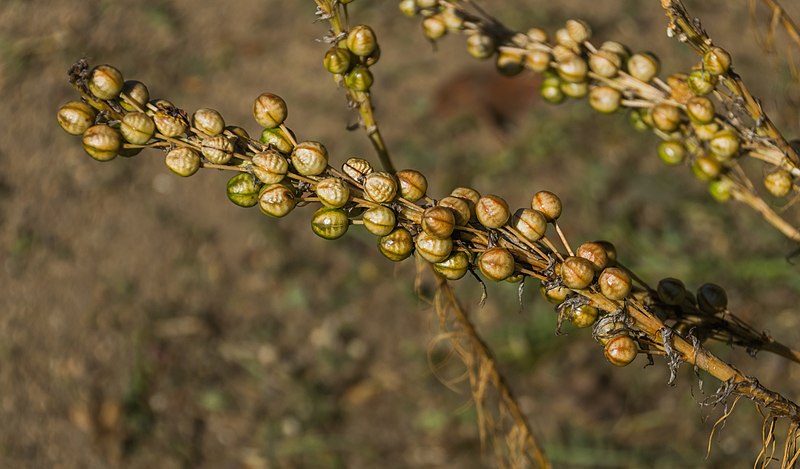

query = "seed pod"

[
  {"left": 541, "top": 76, "right": 566, "bottom": 104},
  {"left": 708, "top": 178, "right": 733, "bottom": 203},
  {"left": 588, "top": 49, "right": 622, "bottom": 78},
  {"left": 362, "top": 205, "right": 396, "bottom": 236},
  {"left": 260, "top": 127, "right": 294, "bottom": 154},
  {"left": 540, "top": 283, "right": 572, "bottom": 304},
  {"left": 120, "top": 112, "right": 155, "bottom": 145},
  {"left": 120, "top": 80, "right": 149, "bottom": 112},
  {"left": 687, "top": 70, "right": 717, "bottom": 96},
  {"left": 495, "top": 48, "right": 524, "bottom": 76},
  {"left": 153, "top": 111, "right": 188, "bottom": 138},
  {"left": 589, "top": 86, "right": 621, "bottom": 113},
  {"left": 291, "top": 141, "right": 328, "bottom": 177},
  {"left": 657, "top": 140, "right": 686, "bottom": 166},
  {"left": 476, "top": 195, "right": 510, "bottom": 229},
  {"left": 527, "top": 27, "right": 548, "bottom": 43},
  {"left": 600, "top": 41, "right": 631, "bottom": 59},
  {"left": 764, "top": 169, "right": 793, "bottom": 198},
  {"left": 532, "top": 190, "right": 562, "bottom": 221},
  {"left": 567, "top": 304, "right": 599, "bottom": 328},
  {"left": 478, "top": 247, "right": 516, "bottom": 281},
  {"left": 512, "top": 208, "right": 547, "bottom": 242},
  {"left": 594, "top": 240, "right": 618, "bottom": 264},
  {"left": 345, "top": 65, "right": 374, "bottom": 91},
  {"left": 709, "top": 129, "right": 740, "bottom": 161},
  {"left": 598, "top": 267, "right": 632, "bottom": 300},
  {"left": 192, "top": 108, "right": 225, "bottom": 136},
  {"left": 165, "top": 147, "right": 201, "bottom": 177},
  {"left": 347, "top": 25, "right": 378, "bottom": 57},
  {"left": 434, "top": 251, "right": 471, "bottom": 280},
  {"left": 226, "top": 173, "right": 262, "bottom": 207},
  {"left": 667, "top": 73, "right": 694, "bottom": 104},
  {"left": 398, "top": 0, "right": 417, "bottom": 17},
  {"left": 252, "top": 150, "right": 289, "bottom": 184},
  {"left": 650, "top": 103, "right": 681, "bottom": 132},
  {"left": 442, "top": 6, "right": 465, "bottom": 31},
  {"left": 560, "top": 81, "right": 588, "bottom": 99},
  {"left": 342, "top": 157, "right": 374, "bottom": 182},
  {"left": 422, "top": 206, "right": 456, "bottom": 239},
  {"left": 88, "top": 64, "right": 123, "bottom": 100},
  {"left": 604, "top": 335, "right": 637, "bottom": 366},
  {"left": 422, "top": 15, "right": 447, "bottom": 40},
  {"left": 316, "top": 177, "right": 350, "bottom": 208},
  {"left": 525, "top": 48, "right": 552, "bottom": 73},
  {"left": 554, "top": 27, "right": 578, "bottom": 50},
  {"left": 627, "top": 52, "right": 659, "bottom": 82},
  {"left": 560, "top": 256, "right": 595, "bottom": 289},
  {"left": 311, "top": 207, "right": 350, "bottom": 240},
  {"left": 324, "top": 46, "right": 353, "bottom": 75},
  {"left": 415, "top": 232, "right": 453, "bottom": 263},
  {"left": 657, "top": 277, "right": 686, "bottom": 305},
  {"left": 451, "top": 186, "right": 481, "bottom": 207},
  {"left": 576, "top": 241, "right": 609, "bottom": 271},
  {"left": 685, "top": 96, "right": 715, "bottom": 124},
  {"left": 629, "top": 108, "right": 650, "bottom": 132},
  {"left": 565, "top": 19, "right": 591, "bottom": 43},
  {"left": 82, "top": 124, "right": 121, "bottom": 162},
  {"left": 703, "top": 47, "right": 731, "bottom": 75},
  {"left": 258, "top": 183, "right": 296, "bottom": 218},
  {"left": 57, "top": 101, "right": 97, "bottom": 135},
  {"left": 693, "top": 122, "right": 719, "bottom": 141},
  {"left": 379, "top": 227, "right": 413, "bottom": 262},
  {"left": 439, "top": 196, "right": 471, "bottom": 226},
  {"left": 253, "top": 93, "right": 288, "bottom": 129},
  {"left": 691, "top": 154, "right": 721, "bottom": 181},
  {"left": 396, "top": 169, "right": 427, "bottom": 202},
  {"left": 557, "top": 53, "right": 588, "bottom": 83},
  {"left": 201, "top": 135, "right": 234, "bottom": 165},
  {"left": 466, "top": 33, "right": 496, "bottom": 59},
  {"left": 363, "top": 172, "right": 398, "bottom": 203},
  {"left": 697, "top": 283, "right": 728, "bottom": 314}
]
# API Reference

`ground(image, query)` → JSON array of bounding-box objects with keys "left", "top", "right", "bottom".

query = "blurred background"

[{"left": 3, "top": 0, "right": 800, "bottom": 467}]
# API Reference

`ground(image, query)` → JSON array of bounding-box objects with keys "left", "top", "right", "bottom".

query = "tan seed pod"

[
  {"left": 703, "top": 47, "right": 731, "bottom": 76},
  {"left": 415, "top": 232, "right": 453, "bottom": 263},
  {"left": 764, "top": 169, "right": 793, "bottom": 198},
  {"left": 495, "top": 48, "right": 524, "bottom": 76},
  {"left": 557, "top": 53, "right": 588, "bottom": 83},
  {"left": 512, "top": 208, "right": 547, "bottom": 242},
  {"left": 362, "top": 205, "right": 397, "bottom": 236},
  {"left": 666, "top": 73, "right": 693, "bottom": 104},
  {"left": 588, "top": 49, "right": 622, "bottom": 78},
  {"left": 697, "top": 283, "right": 728, "bottom": 314},
  {"left": 708, "top": 178, "right": 733, "bottom": 203},
  {"left": 650, "top": 103, "right": 681, "bottom": 133},
  {"left": 685, "top": 96, "right": 715, "bottom": 124},
  {"left": 226, "top": 173, "right": 262, "bottom": 208},
  {"left": 253, "top": 93, "right": 288, "bottom": 129},
  {"left": 291, "top": 141, "right": 328, "bottom": 176},
  {"left": 709, "top": 129, "right": 740, "bottom": 161},
  {"left": 422, "top": 206, "right": 456, "bottom": 239},
  {"left": 324, "top": 46, "right": 353, "bottom": 75},
  {"left": 153, "top": 111, "right": 188, "bottom": 137},
  {"left": 576, "top": 241, "right": 609, "bottom": 271},
  {"left": 657, "top": 140, "right": 685, "bottom": 166},
  {"left": 260, "top": 127, "right": 294, "bottom": 154},
  {"left": 311, "top": 207, "right": 349, "bottom": 240},
  {"left": 398, "top": 0, "right": 417, "bottom": 16},
  {"left": 540, "top": 283, "right": 572, "bottom": 304},
  {"left": 120, "top": 112, "right": 155, "bottom": 145},
  {"left": 526, "top": 27, "right": 548, "bottom": 43},
  {"left": 315, "top": 177, "right": 350, "bottom": 208},
  {"left": 560, "top": 81, "right": 588, "bottom": 99},
  {"left": 201, "top": 135, "right": 234, "bottom": 165},
  {"left": 600, "top": 41, "right": 631, "bottom": 59},
  {"left": 451, "top": 186, "right": 481, "bottom": 206},
  {"left": 598, "top": 267, "right": 632, "bottom": 300},
  {"left": 57, "top": 101, "right": 97, "bottom": 135},
  {"left": 379, "top": 227, "right": 414, "bottom": 262},
  {"left": 192, "top": 108, "right": 225, "bottom": 136},
  {"left": 120, "top": 80, "right": 149, "bottom": 112},
  {"left": 475, "top": 195, "right": 510, "bottom": 229},
  {"left": 347, "top": 24, "right": 378, "bottom": 57},
  {"left": 82, "top": 124, "right": 121, "bottom": 162},
  {"left": 363, "top": 171, "right": 398, "bottom": 203},
  {"left": 589, "top": 86, "right": 621, "bottom": 113},
  {"left": 342, "top": 157, "right": 374, "bottom": 182},
  {"left": 566, "top": 18, "right": 591, "bottom": 43},
  {"left": 560, "top": 256, "right": 595, "bottom": 290},
  {"left": 524, "top": 49, "right": 552, "bottom": 73},
  {"left": 165, "top": 147, "right": 201, "bottom": 177},
  {"left": 693, "top": 122, "right": 719, "bottom": 141},
  {"left": 441, "top": 6, "right": 465, "bottom": 31},
  {"left": 593, "top": 240, "right": 617, "bottom": 264},
  {"left": 434, "top": 251, "right": 471, "bottom": 280},
  {"left": 252, "top": 150, "right": 289, "bottom": 184},
  {"left": 478, "top": 247, "right": 516, "bottom": 281},
  {"left": 466, "top": 33, "right": 495, "bottom": 60},
  {"left": 422, "top": 15, "right": 447, "bottom": 41},
  {"left": 627, "top": 52, "right": 659, "bottom": 82},
  {"left": 532, "top": 190, "right": 562, "bottom": 221},
  {"left": 88, "top": 64, "right": 123, "bottom": 100},
  {"left": 396, "top": 169, "right": 427, "bottom": 202},
  {"left": 604, "top": 335, "right": 638, "bottom": 366},
  {"left": 439, "top": 196, "right": 471, "bottom": 226},
  {"left": 691, "top": 154, "right": 721, "bottom": 181},
  {"left": 258, "top": 183, "right": 296, "bottom": 218},
  {"left": 567, "top": 304, "right": 599, "bottom": 328},
  {"left": 554, "top": 27, "right": 578, "bottom": 49},
  {"left": 657, "top": 277, "right": 686, "bottom": 305}
]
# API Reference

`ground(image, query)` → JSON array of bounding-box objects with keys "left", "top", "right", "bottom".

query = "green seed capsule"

[
  {"left": 541, "top": 80, "right": 566, "bottom": 104},
  {"left": 764, "top": 170, "right": 793, "bottom": 198},
  {"left": 227, "top": 173, "right": 262, "bottom": 207},
  {"left": 657, "top": 140, "right": 686, "bottom": 165},
  {"left": 258, "top": 183, "right": 296, "bottom": 218},
  {"left": 253, "top": 93, "right": 288, "bottom": 129},
  {"left": 347, "top": 25, "right": 378, "bottom": 57},
  {"left": 315, "top": 177, "right": 350, "bottom": 208},
  {"left": 567, "top": 304, "right": 599, "bottom": 328},
  {"left": 708, "top": 178, "right": 733, "bottom": 203},
  {"left": 687, "top": 69, "right": 717, "bottom": 96},
  {"left": 691, "top": 155, "right": 722, "bottom": 181},
  {"left": 378, "top": 227, "right": 413, "bottom": 262},
  {"left": 57, "top": 101, "right": 97, "bottom": 135},
  {"left": 82, "top": 124, "right": 121, "bottom": 162},
  {"left": 540, "top": 283, "right": 571, "bottom": 304},
  {"left": 362, "top": 205, "right": 396, "bottom": 236},
  {"left": 560, "top": 81, "right": 588, "bottom": 99},
  {"left": 165, "top": 147, "right": 201, "bottom": 177},
  {"left": 434, "top": 251, "right": 471, "bottom": 280},
  {"left": 311, "top": 207, "right": 350, "bottom": 240},
  {"left": 703, "top": 47, "right": 731, "bottom": 75},
  {"left": 259, "top": 127, "right": 294, "bottom": 154},
  {"left": 345, "top": 65, "right": 374, "bottom": 92},
  {"left": 88, "top": 64, "right": 124, "bottom": 100},
  {"left": 709, "top": 129, "right": 740, "bottom": 161},
  {"left": 685, "top": 96, "right": 715, "bottom": 124},
  {"left": 324, "top": 46, "right": 353, "bottom": 75}
]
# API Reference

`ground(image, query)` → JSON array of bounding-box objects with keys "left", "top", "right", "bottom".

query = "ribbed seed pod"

[
  {"left": 703, "top": 47, "right": 731, "bottom": 75},
  {"left": 422, "top": 15, "right": 447, "bottom": 40},
  {"left": 345, "top": 65, "right": 374, "bottom": 92},
  {"left": 363, "top": 172, "right": 398, "bottom": 203},
  {"left": 343, "top": 157, "right": 374, "bottom": 182},
  {"left": 192, "top": 108, "right": 225, "bottom": 136},
  {"left": 253, "top": 93, "right": 288, "bottom": 129},
  {"left": 57, "top": 101, "right": 97, "bottom": 135},
  {"left": 600, "top": 41, "right": 631, "bottom": 59},
  {"left": 396, "top": 169, "right": 427, "bottom": 202},
  {"left": 532, "top": 190, "right": 562, "bottom": 221},
  {"left": 291, "top": 141, "right": 328, "bottom": 176},
  {"left": 554, "top": 27, "right": 578, "bottom": 50},
  {"left": 226, "top": 173, "right": 262, "bottom": 207},
  {"left": 764, "top": 170, "right": 793, "bottom": 198},
  {"left": 708, "top": 178, "right": 733, "bottom": 203},
  {"left": 576, "top": 241, "right": 609, "bottom": 271},
  {"left": 476, "top": 195, "right": 510, "bottom": 229},
  {"left": 415, "top": 232, "right": 453, "bottom": 263},
  {"left": 627, "top": 52, "right": 659, "bottom": 82},
  {"left": 657, "top": 141, "right": 686, "bottom": 166},
  {"left": 496, "top": 48, "right": 524, "bottom": 76},
  {"left": 422, "top": 206, "right": 456, "bottom": 239},
  {"left": 567, "top": 304, "right": 599, "bottom": 328},
  {"left": 604, "top": 335, "right": 637, "bottom": 366},
  {"left": 120, "top": 112, "right": 155, "bottom": 145},
  {"left": 709, "top": 129, "right": 740, "bottom": 161},
  {"left": 565, "top": 19, "right": 591, "bottom": 43},
  {"left": 165, "top": 147, "right": 201, "bottom": 177},
  {"left": 560, "top": 81, "right": 588, "bottom": 99},
  {"left": 540, "top": 283, "right": 572, "bottom": 304},
  {"left": 527, "top": 28, "right": 548, "bottom": 43},
  {"left": 557, "top": 53, "right": 588, "bottom": 83},
  {"left": 362, "top": 205, "right": 396, "bottom": 236},
  {"left": 379, "top": 227, "right": 414, "bottom": 261},
  {"left": 691, "top": 155, "right": 722, "bottom": 181},
  {"left": 311, "top": 207, "right": 350, "bottom": 240},
  {"left": 88, "top": 64, "right": 123, "bottom": 100},
  {"left": 525, "top": 48, "right": 552, "bottom": 73},
  {"left": 347, "top": 25, "right": 378, "bottom": 57},
  {"left": 466, "top": 33, "right": 496, "bottom": 59},
  {"left": 589, "top": 86, "right": 621, "bottom": 113},
  {"left": 324, "top": 46, "right": 352, "bottom": 75},
  {"left": 434, "top": 251, "right": 471, "bottom": 280},
  {"left": 120, "top": 80, "right": 149, "bottom": 112},
  {"left": 153, "top": 111, "right": 188, "bottom": 137},
  {"left": 252, "top": 150, "right": 289, "bottom": 184},
  {"left": 439, "top": 196, "right": 471, "bottom": 226},
  {"left": 201, "top": 135, "right": 234, "bottom": 165},
  {"left": 260, "top": 127, "right": 294, "bottom": 154},
  {"left": 588, "top": 49, "right": 622, "bottom": 78},
  {"left": 650, "top": 103, "right": 681, "bottom": 133},
  {"left": 598, "top": 267, "right": 632, "bottom": 300},
  {"left": 697, "top": 283, "right": 728, "bottom": 314},
  {"left": 685, "top": 96, "right": 715, "bottom": 124},
  {"left": 451, "top": 186, "right": 481, "bottom": 207},
  {"left": 687, "top": 70, "right": 717, "bottom": 96},
  {"left": 315, "top": 177, "right": 350, "bottom": 208},
  {"left": 512, "top": 208, "right": 547, "bottom": 242},
  {"left": 657, "top": 277, "right": 686, "bottom": 305},
  {"left": 478, "top": 247, "right": 515, "bottom": 281},
  {"left": 82, "top": 124, "right": 121, "bottom": 162},
  {"left": 594, "top": 240, "right": 618, "bottom": 264},
  {"left": 258, "top": 183, "right": 296, "bottom": 218},
  {"left": 560, "top": 256, "right": 595, "bottom": 289}
]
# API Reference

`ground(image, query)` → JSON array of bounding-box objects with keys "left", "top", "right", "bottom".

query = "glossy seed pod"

[
  {"left": 685, "top": 96, "right": 715, "bottom": 124},
  {"left": 258, "top": 183, "right": 296, "bottom": 218},
  {"left": 439, "top": 196, "right": 471, "bottom": 226},
  {"left": 253, "top": 93, "right": 288, "bottom": 129},
  {"left": 342, "top": 157, "right": 374, "bottom": 182},
  {"left": 525, "top": 48, "right": 552, "bottom": 73},
  {"left": 120, "top": 112, "right": 155, "bottom": 145},
  {"left": 697, "top": 283, "right": 728, "bottom": 314},
  {"left": 324, "top": 46, "right": 353, "bottom": 75},
  {"left": 57, "top": 101, "right": 97, "bottom": 135},
  {"left": 560, "top": 81, "right": 588, "bottom": 99},
  {"left": 593, "top": 240, "right": 617, "bottom": 265},
  {"left": 395, "top": 169, "right": 427, "bottom": 202},
  {"left": 398, "top": 0, "right": 417, "bottom": 16},
  {"left": 201, "top": 135, "right": 234, "bottom": 165},
  {"left": 311, "top": 207, "right": 350, "bottom": 240},
  {"left": 434, "top": 251, "right": 471, "bottom": 281},
  {"left": 362, "top": 205, "right": 397, "bottom": 236},
  {"left": 576, "top": 241, "right": 609, "bottom": 271},
  {"left": 379, "top": 227, "right": 414, "bottom": 262},
  {"left": 656, "top": 277, "right": 686, "bottom": 305},
  {"left": 291, "top": 141, "right": 328, "bottom": 176},
  {"left": 650, "top": 103, "right": 681, "bottom": 132},
  {"left": 565, "top": 19, "right": 591, "bottom": 43},
  {"left": 88, "top": 64, "right": 123, "bottom": 100},
  {"left": 120, "top": 80, "right": 149, "bottom": 112},
  {"left": 364, "top": 45, "right": 382, "bottom": 67},
  {"left": 451, "top": 186, "right": 481, "bottom": 207},
  {"left": 687, "top": 70, "right": 717, "bottom": 96},
  {"left": 691, "top": 155, "right": 721, "bottom": 181},
  {"left": 709, "top": 129, "right": 740, "bottom": 161},
  {"left": 466, "top": 33, "right": 496, "bottom": 60},
  {"left": 604, "top": 335, "right": 638, "bottom": 366},
  {"left": 415, "top": 232, "right": 453, "bottom": 263},
  {"left": 560, "top": 256, "right": 595, "bottom": 290},
  {"left": 657, "top": 141, "right": 686, "bottom": 166},
  {"left": 541, "top": 77, "right": 566, "bottom": 104},
  {"left": 567, "top": 304, "right": 599, "bottom": 328},
  {"left": 708, "top": 178, "right": 732, "bottom": 203},
  {"left": 693, "top": 122, "right": 719, "bottom": 141},
  {"left": 531, "top": 190, "right": 562, "bottom": 221},
  {"left": 252, "top": 150, "right": 289, "bottom": 184},
  {"left": 153, "top": 111, "right": 188, "bottom": 137},
  {"left": 600, "top": 41, "right": 631, "bottom": 59},
  {"left": 666, "top": 73, "right": 693, "bottom": 104},
  {"left": 588, "top": 49, "right": 622, "bottom": 78},
  {"left": 627, "top": 52, "right": 659, "bottom": 82},
  {"left": 315, "top": 177, "right": 350, "bottom": 208},
  {"left": 347, "top": 25, "right": 378, "bottom": 57},
  {"left": 540, "top": 283, "right": 572, "bottom": 304},
  {"left": 478, "top": 247, "right": 516, "bottom": 281},
  {"left": 589, "top": 86, "right": 621, "bottom": 114},
  {"left": 527, "top": 27, "right": 548, "bottom": 43},
  {"left": 628, "top": 108, "right": 650, "bottom": 132},
  {"left": 495, "top": 49, "right": 524, "bottom": 76},
  {"left": 345, "top": 65, "right": 374, "bottom": 92},
  {"left": 226, "top": 173, "right": 262, "bottom": 207},
  {"left": 764, "top": 169, "right": 793, "bottom": 198},
  {"left": 557, "top": 53, "right": 588, "bottom": 83},
  {"left": 422, "top": 206, "right": 456, "bottom": 239},
  {"left": 512, "top": 208, "right": 547, "bottom": 242},
  {"left": 260, "top": 127, "right": 294, "bottom": 154},
  {"left": 598, "top": 267, "right": 632, "bottom": 300},
  {"left": 363, "top": 171, "right": 398, "bottom": 203},
  {"left": 703, "top": 47, "right": 732, "bottom": 76},
  {"left": 475, "top": 195, "right": 510, "bottom": 229},
  {"left": 82, "top": 124, "right": 121, "bottom": 162},
  {"left": 554, "top": 27, "right": 578, "bottom": 50},
  {"left": 422, "top": 15, "right": 447, "bottom": 40},
  {"left": 441, "top": 6, "right": 465, "bottom": 30},
  {"left": 192, "top": 108, "right": 225, "bottom": 136},
  {"left": 165, "top": 147, "right": 201, "bottom": 177}
]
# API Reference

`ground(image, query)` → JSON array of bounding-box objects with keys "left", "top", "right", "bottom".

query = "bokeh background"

[{"left": 3, "top": 0, "right": 800, "bottom": 467}]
